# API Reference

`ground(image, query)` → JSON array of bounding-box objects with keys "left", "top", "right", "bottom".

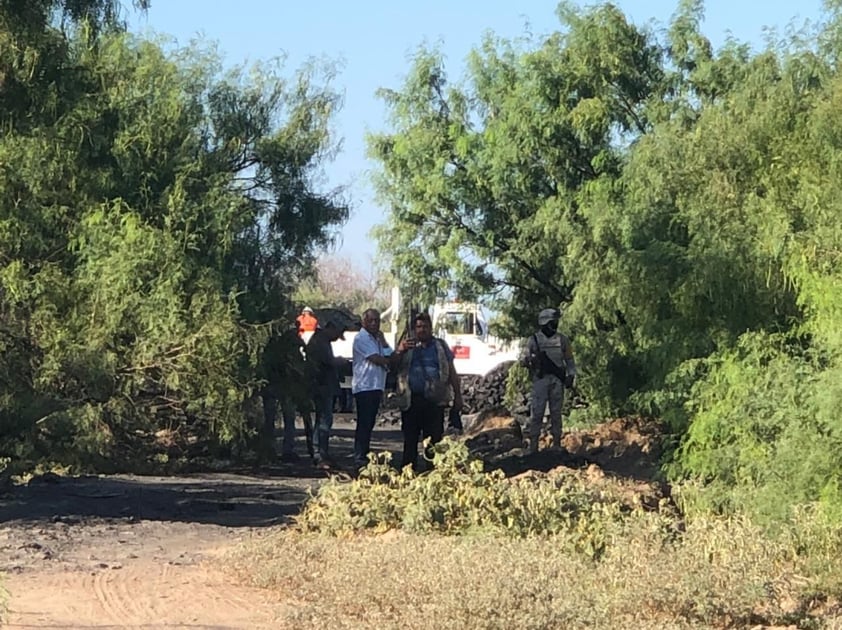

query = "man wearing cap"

[
  {"left": 351, "top": 308, "right": 394, "bottom": 470},
  {"left": 522, "top": 307, "right": 577, "bottom": 454},
  {"left": 305, "top": 316, "right": 348, "bottom": 467},
  {"left": 296, "top": 306, "right": 318, "bottom": 338}
]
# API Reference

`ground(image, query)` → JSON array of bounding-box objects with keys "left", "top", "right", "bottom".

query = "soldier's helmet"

[{"left": 537, "top": 308, "right": 560, "bottom": 326}]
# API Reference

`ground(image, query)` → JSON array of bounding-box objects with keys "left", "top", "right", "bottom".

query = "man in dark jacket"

[
  {"left": 261, "top": 322, "right": 309, "bottom": 462},
  {"left": 305, "top": 317, "right": 348, "bottom": 468}
]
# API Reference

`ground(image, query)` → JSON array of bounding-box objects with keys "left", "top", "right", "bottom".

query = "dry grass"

[
  {"left": 0, "top": 576, "right": 7, "bottom": 624},
  {"left": 227, "top": 511, "right": 842, "bottom": 630},
  {"left": 226, "top": 443, "right": 842, "bottom": 629}
]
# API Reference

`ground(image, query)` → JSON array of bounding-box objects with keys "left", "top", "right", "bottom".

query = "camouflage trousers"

[{"left": 529, "top": 375, "right": 565, "bottom": 450}]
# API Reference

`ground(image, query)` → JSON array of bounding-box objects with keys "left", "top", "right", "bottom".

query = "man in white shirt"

[{"left": 352, "top": 308, "right": 393, "bottom": 469}]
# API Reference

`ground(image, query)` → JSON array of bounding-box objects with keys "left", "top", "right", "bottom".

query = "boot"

[{"left": 527, "top": 437, "right": 539, "bottom": 454}]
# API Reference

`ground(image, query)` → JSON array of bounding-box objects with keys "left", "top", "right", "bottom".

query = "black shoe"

[
  {"left": 447, "top": 408, "right": 463, "bottom": 434},
  {"left": 314, "top": 456, "right": 333, "bottom": 470}
]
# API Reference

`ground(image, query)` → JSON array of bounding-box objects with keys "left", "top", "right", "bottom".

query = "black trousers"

[
  {"left": 353, "top": 389, "right": 383, "bottom": 467},
  {"left": 401, "top": 393, "right": 445, "bottom": 470}
]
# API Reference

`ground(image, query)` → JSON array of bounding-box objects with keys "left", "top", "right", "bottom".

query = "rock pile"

[{"left": 460, "top": 361, "right": 529, "bottom": 417}]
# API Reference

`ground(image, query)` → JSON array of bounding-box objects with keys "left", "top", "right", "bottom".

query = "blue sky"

[{"left": 128, "top": 1, "right": 825, "bottom": 267}]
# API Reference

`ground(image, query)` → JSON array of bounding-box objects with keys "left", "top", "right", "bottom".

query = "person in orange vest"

[{"left": 296, "top": 306, "right": 318, "bottom": 337}]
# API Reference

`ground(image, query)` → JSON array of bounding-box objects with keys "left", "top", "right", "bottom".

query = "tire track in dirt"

[
  {"left": 91, "top": 567, "right": 133, "bottom": 625},
  {"left": 0, "top": 421, "right": 396, "bottom": 628},
  {"left": 4, "top": 558, "right": 280, "bottom": 629}
]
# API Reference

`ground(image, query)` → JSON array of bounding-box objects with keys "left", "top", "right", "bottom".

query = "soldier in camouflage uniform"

[{"left": 522, "top": 308, "right": 577, "bottom": 453}]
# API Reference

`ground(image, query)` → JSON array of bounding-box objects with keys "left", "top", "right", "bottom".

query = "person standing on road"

[
  {"left": 305, "top": 317, "right": 348, "bottom": 468},
  {"left": 522, "top": 307, "right": 577, "bottom": 454},
  {"left": 260, "top": 322, "right": 308, "bottom": 462},
  {"left": 393, "top": 312, "right": 464, "bottom": 471},
  {"left": 351, "top": 308, "right": 394, "bottom": 470}
]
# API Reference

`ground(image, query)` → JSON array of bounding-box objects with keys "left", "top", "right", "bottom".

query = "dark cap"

[{"left": 322, "top": 318, "right": 346, "bottom": 340}]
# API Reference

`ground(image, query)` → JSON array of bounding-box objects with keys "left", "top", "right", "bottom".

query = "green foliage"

[
  {"left": 503, "top": 360, "right": 530, "bottom": 412},
  {"left": 370, "top": 1, "right": 842, "bottom": 521},
  {"left": 0, "top": 11, "right": 347, "bottom": 470},
  {"left": 0, "top": 0, "right": 149, "bottom": 35},
  {"left": 297, "top": 439, "right": 668, "bottom": 559},
  {"left": 368, "top": 2, "right": 822, "bottom": 404},
  {"left": 369, "top": 4, "right": 666, "bottom": 403},
  {"left": 668, "top": 334, "right": 842, "bottom": 522}
]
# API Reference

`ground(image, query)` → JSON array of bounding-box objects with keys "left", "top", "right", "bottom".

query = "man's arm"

[
  {"left": 367, "top": 354, "right": 390, "bottom": 367},
  {"left": 562, "top": 336, "right": 576, "bottom": 375},
  {"left": 521, "top": 335, "right": 538, "bottom": 368},
  {"left": 448, "top": 358, "right": 463, "bottom": 411},
  {"left": 562, "top": 335, "right": 577, "bottom": 388},
  {"left": 369, "top": 330, "right": 393, "bottom": 367},
  {"left": 440, "top": 340, "right": 463, "bottom": 411},
  {"left": 356, "top": 333, "right": 390, "bottom": 368}
]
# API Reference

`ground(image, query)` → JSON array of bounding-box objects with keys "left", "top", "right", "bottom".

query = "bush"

[
  {"left": 668, "top": 332, "right": 842, "bottom": 523},
  {"left": 297, "top": 439, "right": 674, "bottom": 559}
]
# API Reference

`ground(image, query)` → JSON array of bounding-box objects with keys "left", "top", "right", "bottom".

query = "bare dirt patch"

[
  {"left": 0, "top": 415, "right": 668, "bottom": 628},
  {"left": 0, "top": 473, "right": 307, "bottom": 629},
  {"left": 7, "top": 558, "right": 281, "bottom": 629},
  {"left": 562, "top": 416, "right": 665, "bottom": 481},
  {"left": 476, "top": 414, "right": 666, "bottom": 486},
  {"left": 0, "top": 419, "right": 401, "bottom": 628}
]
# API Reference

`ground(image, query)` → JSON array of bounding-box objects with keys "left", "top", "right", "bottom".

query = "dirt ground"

[
  {"left": 0, "top": 418, "right": 403, "bottom": 629},
  {"left": 0, "top": 415, "right": 664, "bottom": 629}
]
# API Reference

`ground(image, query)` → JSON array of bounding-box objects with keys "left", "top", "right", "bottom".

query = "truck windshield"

[{"left": 439, "top": 311, "right": 476, "bottom": 335}]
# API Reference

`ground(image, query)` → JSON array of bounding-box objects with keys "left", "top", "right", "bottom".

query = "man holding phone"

[{"left": 393, "top": 312, "right": 464, "bottom": 471}]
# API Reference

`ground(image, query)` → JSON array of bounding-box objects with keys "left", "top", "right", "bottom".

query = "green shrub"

[
  {"left": 668, "top": 332, "right": 842, "bottom": 523},
  {"left": 297, "top": 439, "right": 673, "bottom": 558}
]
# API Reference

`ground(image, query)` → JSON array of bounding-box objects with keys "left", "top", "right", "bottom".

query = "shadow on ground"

[
  {"left": 0, "top": 421, "right": 402, "bottom": 530},
  {"left": 0, "top": 416, "right": 663, "bottom": 531}
]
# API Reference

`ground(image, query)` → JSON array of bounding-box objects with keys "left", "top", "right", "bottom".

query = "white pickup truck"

[{"left": 304, "top": 291, "right": 521, "bottom": 395}]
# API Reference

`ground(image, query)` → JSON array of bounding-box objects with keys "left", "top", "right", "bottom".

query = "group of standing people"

[
  {"left": 348, "top": 307, "right": 465, "bottom": 470},
  {"left": 263, "top": 306, "right": 464, "bottom": 472},
  {"left": 263, "top": 303, "right": 577, "bottom": 470}
]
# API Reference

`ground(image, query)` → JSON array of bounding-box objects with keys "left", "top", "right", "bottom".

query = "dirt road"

[
  {"left": 0, "top": 419, "right": 402, "bottom": 629},
  {"left": 0, "top": 414, "right": 664, "bottom": 628}
]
